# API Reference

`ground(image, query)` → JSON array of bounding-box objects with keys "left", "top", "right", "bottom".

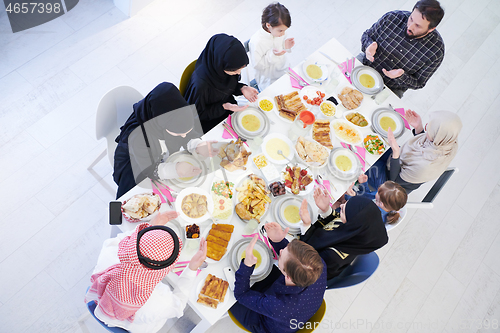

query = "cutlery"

[
  {"left": 259, "top": 225, "right": 277, "bottom": 259},
  {"left": 199, "top": 261, "right": 208, "bottom": 270},
  {"left": 286, "top": 70, "right": 309, "bottom": 87},
  {"left": 151, "top": 179, "right": 174, "bottom": 209},
  {"left": 277, "top": 149, "right": 293, "bottom": 164},
  {"left": 220, "top": 166, "right": 233, "bottom": 199},
  {"left": 319, "top": 51, "right": 340, "bottom": 66},
  {"left": 347, "top": 144, "right": 371, "bottom": 168},
  {"left": 315, "top": 174, "right": 337, "bottom": 198},
  {"left": 222, "top": 122, "right": 249, "bottom": 147}
]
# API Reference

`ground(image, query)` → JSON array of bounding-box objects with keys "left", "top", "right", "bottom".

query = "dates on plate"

[{"left": 269, "top": 181, "right": 286, "bottom": 196}]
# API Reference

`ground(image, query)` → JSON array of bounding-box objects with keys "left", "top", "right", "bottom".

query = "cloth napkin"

[
  {"left": 288, "top": 67, "right": 308, "bottom": 89},
  {"left": 151, "top": 180, "right": 175, "bottom": 203},
  {"left": 171, "top": 261, "right": 203, "bottom": 276},
  {"left": 222, "top": 115, "right": 237, "bottom": 139},
  {"left": 341, "top": 142, "right": 366, "bottom": 170},
  {"left": 338, "top": 57, "right": 355, "bottom": 84},
  {"left": 394, "top": 107, "right": 411, "bottom": 130},
  {"left": 243, "top": 232, "right": 278, "bottom": 260}
]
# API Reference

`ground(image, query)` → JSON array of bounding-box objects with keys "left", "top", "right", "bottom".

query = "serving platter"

[
  {"left": 233, "top": 174, "right": 271, "bottom": 224},
  {"left": 203, "top": 221, "right": 235, "bottom": 264},
  {"left": 330, "top": 119, "right": 363, "bottom": 146},
  {"left": 229, "top": 238, "right": 273, "bottom": 283},
  {"left": 351, "top": 65, "right": 384, "bottom": 95}
]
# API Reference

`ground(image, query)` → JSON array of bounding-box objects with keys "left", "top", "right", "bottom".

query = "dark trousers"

[{"left": 229, "top": 266, "right": 282, "bottom": 332}]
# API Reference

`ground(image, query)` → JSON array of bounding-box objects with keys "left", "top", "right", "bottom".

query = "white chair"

[
  {"left": 405, "top": 167, "right": 458, "bottom": 209},
  {"left": 385, "top": 204, "right": 407, "bottom": 232},
  {"left": 88, "top": 86, "right": 144, "bottom": 169}
]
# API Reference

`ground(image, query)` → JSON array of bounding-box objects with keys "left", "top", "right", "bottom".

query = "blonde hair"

[{"left": 378, "top": 181, "right": 408, "bottom": 224}]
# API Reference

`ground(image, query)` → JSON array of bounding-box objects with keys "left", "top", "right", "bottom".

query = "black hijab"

[
  {"left": 303, "top": 196, "right": 388, "bottom": 255},
  {"left": 195, "top": 33, "right": 249, "bottom": 94},
  {"left": 123, "top": 82, "right": 202, "bottom": 183}
]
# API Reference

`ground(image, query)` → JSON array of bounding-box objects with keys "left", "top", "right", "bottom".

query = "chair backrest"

[
  {"left": 406, "top": 167, "right": 458, "bottom": 209},
  {"left": 326, "top": 252, "right": 379, "bottom": 289},
  {"left": 385, "top": 204, "right": 407, "bottom": 232},
  {"left": 179, "top": 60, "right": 197, "bottom": 97},
  {"left": 297, "top": 299, "right": 327, "bottom": 333},
  {"left": 96, "top": 86, "right": 143, "bottom": 165},
  {"left": 86, "top": 300, "right": 129, "bottom": 332}
]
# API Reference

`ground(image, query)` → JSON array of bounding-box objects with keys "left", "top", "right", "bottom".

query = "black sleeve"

[
  {"left": 300, "top": 211, "right": 341, "bottom": 245},
  {"left": 234, "top": 82, "right": 246, "bottom": 96},
  {"left": 190, "top": 81, "right": 229, "bottom": 121},
  {"left": 388, "top": 156, "right": 402, "bottom": 181}
]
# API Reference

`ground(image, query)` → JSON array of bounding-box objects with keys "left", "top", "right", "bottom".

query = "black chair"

[{"left": 406, "top": 167, "right": 458, "bottom": 209}]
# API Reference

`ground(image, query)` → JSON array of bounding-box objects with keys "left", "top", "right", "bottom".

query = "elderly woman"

[
  {"left": 85, "top": 211, "right": 207, "bottom": 332},
  {"left": 184, "top": 33, "right": 259, "bottom": 133},
  {"left": 366, "top": 110, "right": 462, "bottom": 194},
  {"left": 299, "top": 193, "right": 389, "bottom": 279},
  {"left": 113, "top": 82, "right": 217, "bottom": 199}
]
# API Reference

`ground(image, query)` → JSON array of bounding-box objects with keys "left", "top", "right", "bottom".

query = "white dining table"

[{"left": 116, "top": 37, "right": 413, "bottom": 332}]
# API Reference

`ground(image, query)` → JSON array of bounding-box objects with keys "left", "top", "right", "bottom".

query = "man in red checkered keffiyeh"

[{"left": 85, "top": 211, "right": 206, "bottom": 331}]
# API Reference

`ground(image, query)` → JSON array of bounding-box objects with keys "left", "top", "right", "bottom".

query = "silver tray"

[
  {"left": 270, "top": 194, "right": 314, "bottom": 235},
  {"left": 327, "top": 147, "right": 362, "bottom": 181},
  {"left": 351, "top": 66, "right": 384, "bottom": 95},
  {"left": 371, "top": 107, "right": 405, "bottom": 139},
  {"left": 229, "top": 238, "right": 274, "bottom": 283},
  {"left": 163, "top": 151, "right": 208, "bottom": 190},
  {"left": 231, "top": 107, "right": 271, "bottom": 140}
]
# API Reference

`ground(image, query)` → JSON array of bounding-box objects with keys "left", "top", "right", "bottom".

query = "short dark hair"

[
  {"left": 283, "top": 240, "right": 323, "bottom": 287},
  {"left": 413, "top": 0, "right": 444, "bottom": 29},
  {"left": 261, "top": 2, "right": 291, "bottom": 32}
]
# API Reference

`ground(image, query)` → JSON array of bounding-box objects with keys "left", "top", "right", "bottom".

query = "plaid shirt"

[{"left": 361, "top": 10, "right": 444, "bottom": 91}]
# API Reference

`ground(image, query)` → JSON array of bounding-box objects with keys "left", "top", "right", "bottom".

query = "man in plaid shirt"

[{"left": 359, "top": 0, "right": 445, "bottom": 98}]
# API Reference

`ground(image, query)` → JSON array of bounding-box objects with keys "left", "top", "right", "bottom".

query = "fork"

[
  {"left": 151, "top": 179, "right": 174, "bottom": 209},
  {"left": 286, "top": 70, "right": 308, "bottom": 87}
]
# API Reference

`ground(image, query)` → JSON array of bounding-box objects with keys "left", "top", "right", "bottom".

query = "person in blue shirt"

[
  {"left": 231, "top": 232, "right": 326, "bottom": 333},
  {"left": 346, "top": 175, "right": 408, "bottom": 225}
]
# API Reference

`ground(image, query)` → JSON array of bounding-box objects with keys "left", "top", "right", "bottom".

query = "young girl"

[
  {"left": 248, "top": 2, "right": 295, "bottom": 91},
  {"left": 347, "top": 175, "right": 408, "bottom": 224}
]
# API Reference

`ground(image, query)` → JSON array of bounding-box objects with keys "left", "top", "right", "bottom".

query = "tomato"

[
  {"left": 219, "top": 205, "right": 225, "bottom": 210},
  {"left": 303, "top": 95, "right": 308, "bottom": 100},
  {"left": 300, "top": 169, "right": 307, "bottom": 176},
  {"left": 321, "top": 92, "right": 325, "bottom": 97}
]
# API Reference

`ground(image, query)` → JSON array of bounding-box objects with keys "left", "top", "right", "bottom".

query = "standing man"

[{"left": 359, "top": 0, "right": 445, "bottom": 98}]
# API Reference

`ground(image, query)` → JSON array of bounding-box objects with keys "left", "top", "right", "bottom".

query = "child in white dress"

[{"left": 249, "top": 3, "right": 295, "bottom": 91}]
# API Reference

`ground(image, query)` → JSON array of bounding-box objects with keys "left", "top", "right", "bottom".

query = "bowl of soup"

[
  {"left": 261, "top": 133, "right": 294, "bottom": 165},
  {"left": 302, "top": 60, "right": 329, "bottom": 82},
  {"left": 327, "top": 147, "right": 362, "bottom": 181},
  {"left": 236, "top": 108, "right": 266, "bottom": 136},
  {"left": 351, "top": 66, "right": 384, "bottom": 95},
  {"left": 370, "top": 108, "right": 405, "bottom": 138}
]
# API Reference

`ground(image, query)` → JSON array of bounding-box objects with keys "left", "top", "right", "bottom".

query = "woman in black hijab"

[
  {"left": 184, "top": 33, "right": 259, "bottom": 133},
  {"left": 113, "top": 82, "right": 215, "bottom": 199},
  {"left": 299, "top": 189, "right": 389, "bottom": 279}
]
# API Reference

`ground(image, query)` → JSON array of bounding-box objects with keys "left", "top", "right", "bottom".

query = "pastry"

[
  {"left": 338, "top": 87, "right": 363, "bottom": 110},
  {"left": 206, "top": 223, "right": 233, "bottom": 261},
  {"left": 275, "top": 91, "right": 307, "bottom": 121},
  {"left": 312, "top": 120, "right": 333, "bottom": 149},
  {"left": 197, "top": 274, "right": 229, "bottom": 309}
]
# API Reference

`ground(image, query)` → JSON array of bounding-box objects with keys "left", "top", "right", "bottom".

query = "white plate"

[
  {"left": 261, "top": 133, "right": 294, "bottom": 165},
  {"left": 257, "top": 95, "right": 275, "bottom": 113},
  {"left": 302, "top": 59, "right": 329, "bottom": 82},
  {"left": 235, "top": 240, "right": 271, "bottom": 276},
  {"left": 195, "top": 272, "right": 230, "bottom": 306},
  {"left": 336, "top": 84, "right": 364, "bottom": 111},
  {"left": 343, "top": 111, "right": 371, "bottom": 129},
  {"left": 235, "top": 108, "right": 267, "bottom": 136},
  {"left": 176, "top": 187, "right": 214, "bottom": 225},
  {"left": 330, "top": 119, "right": 363, "bottom": 146},
  {"left": 327, "top": 147, "right": 362, "bottom": 181},
  {"left": 281, "top": 164, "right": 315, "bottom": 196},
  {"left": 121, "top": 193, "right": 161, "bottom": 223},
  {"left": 294, "top": 136, "right": 330, "bottom": 168},
  {"left": 233, "top": 174, "right": 271, "bottom": 223},
  {"left": 210, "top": 177, "right": 235, "bottom": 221},
  {"left": 351, "top": 66, "right": 384, "bottom": 95},
  {"left": 203, "top": 221, "right": 235, "bottom": 263},
  {"left": 372, "top": 110, "right": 405, "bottom": 137},
  {"left": 298, "top": 86, "right": 326, "bottom": 115}
]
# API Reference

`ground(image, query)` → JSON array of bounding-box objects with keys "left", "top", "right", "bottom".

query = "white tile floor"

[{"left": 1, "top": 0, "right": 499, "bottom": 332}]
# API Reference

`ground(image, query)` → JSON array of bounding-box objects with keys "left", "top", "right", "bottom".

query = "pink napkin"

[
  {"left": 171, "top": 261, "right": 202, "bottom": 276},
  {"left": 288, "top": 67, "right": 308, "bottom": 89},
  {"left": 341, "top": 142, "right": 366, "bottom": 170},
  {"left": 338, "top": 57, "right": 355, "bottom": 84},
  {"left": 151, "top": 180, "right": 175, "bottom": 203},
  {"left": 394, "top": 108, "right": 411, "bottom": 129},
  {"left": 315, "top": 179, "right": 335, "bottom": 208},
  {"left": 222, "top": 115, "right": 236, "bottom": 139},
  {"left": 243, "top": 232, "right": 278, "bottom": 260}
]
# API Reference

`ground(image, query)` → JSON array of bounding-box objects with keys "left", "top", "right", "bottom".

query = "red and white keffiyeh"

[{"left": 85, "top": 223, "right": 182, "bottom": 322}]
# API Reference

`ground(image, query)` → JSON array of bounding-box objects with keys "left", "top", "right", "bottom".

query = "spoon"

[
  {"left": 347, "top": 144, "right": 371, "bottom": 168},
  {"left": 315, "top": 174, "right": 337, "bottom": 199},
  {"left": 199, "top": 261, "right": 208, "bottom": 270},
  {"left": 277, "top": 150, "right": 293, "bottom": 163}
]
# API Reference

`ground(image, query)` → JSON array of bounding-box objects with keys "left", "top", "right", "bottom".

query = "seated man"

[
  {"left": 85, "top": 211, "right": 207, "bottom": 333},
  {"left": 231, "top": 231, "right": 326, "bottom": 333},
  {"left": 359, "top": 0, "right": 445, "bottom": 98}
]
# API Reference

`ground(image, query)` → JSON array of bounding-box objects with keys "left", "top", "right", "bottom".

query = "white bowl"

[
  {"left": 319, "top": 100, "right": 337, "bottom": 119},
  {"left": 302, "top": 59, "right": 329, "bottom": 82},
  {"left": 257, "top": 96, "right": 275, "bottom": 112},
  {"left": 343, "top": 111, "right": 371, "bottom": 129},
  {"left": 175, "top": 187, "right": 214, "bottom": 225},
  {"left": 261, "top": 133, "right": 294, "bottom": 165}
]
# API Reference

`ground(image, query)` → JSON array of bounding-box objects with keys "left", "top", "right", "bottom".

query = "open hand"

[
  {"left": 405, "top": 109, "right": 423, "bottom": 133},
  {"left": 196, "top": 140, "right": 219, "bottom": 158},
  {"left": 223, "top": 103, "right": 249, "bottom": 112},
  {"left": 188, "top": 237, "right": 207, "bottom": 271},
  {"left": 365, "top": 42, "right": 377, "bottom": 62},
  {"left": 284, "top": 38, "right": 295, "bottom": 50},
  {"left": 273, "top": 49, "right": 287, "bottom": 56},
  {"left": 313, "top": 187, "right": 330, "bottom": 213},
  {"left": 176, "top": 161, "right": 202, "bottom": 178},
  {"left": 387, "top": 127, "right": 400, "bottom": 158},
  {"left": 150, "top": 211, "right": 179, "bottom": 226},
  {"left": 346, "top": 182, "right": 357, "bottom": 196},
  {"left": 243, "top": 235, "right": 259, "bottom": 267},
  {"left": 264, "top": 222, "right": 289, "bottom": 243},
  {"left": 299, "top": 199, "right": 312, "bottom": 227},
  {"left": 382, "top": 68, "right": 404, "bottom": 79},
  {"left": 241, "top": 86, "right": 258, "bottom": 103},
  {"left": 358, "top": 174, "right": 368, "bottom": 184}
]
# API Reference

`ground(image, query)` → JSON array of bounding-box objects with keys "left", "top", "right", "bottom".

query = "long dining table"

[{"left": 116, "top": 37, "right": 413, "bottom": 332}]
